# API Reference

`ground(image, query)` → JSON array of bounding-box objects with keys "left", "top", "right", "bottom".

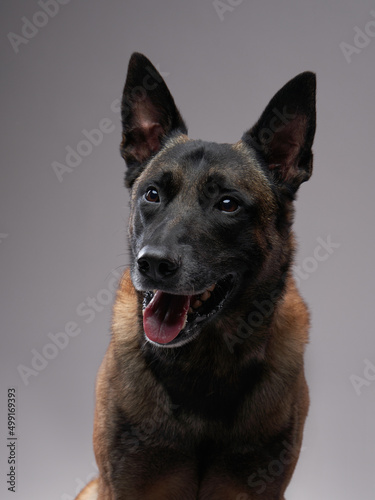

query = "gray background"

[{"left": 1, "top": 0, "right": 374, "bottom": 498}]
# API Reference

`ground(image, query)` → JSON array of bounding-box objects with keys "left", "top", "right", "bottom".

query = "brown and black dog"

[{"left": 76, "top": 53, "right": 316, "bottom": 499}]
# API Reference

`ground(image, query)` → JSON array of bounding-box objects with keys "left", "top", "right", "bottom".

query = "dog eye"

[
  {"left": 217, "top": 197, "right": 239, "bottom": 213},
  {"left": 145, "top": 188, "right": 160, "bottom": 203}
]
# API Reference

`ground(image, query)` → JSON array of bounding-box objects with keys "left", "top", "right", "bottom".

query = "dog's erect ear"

[
  {"left": 120, "top": 53, "right": 187, "bottom": 188},
  {"left": 242, "top": 72, "right": 316, "bottom": 195}
]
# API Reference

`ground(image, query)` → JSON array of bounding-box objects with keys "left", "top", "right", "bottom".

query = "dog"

[{"left": 75, "top": 52, "right": 316, "bottom": 499}]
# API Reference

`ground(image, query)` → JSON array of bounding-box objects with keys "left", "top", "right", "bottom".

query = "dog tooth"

[
  {"left": 182, "top": 313, "right": 188, "bottom": 329},
  {"left": 207, "top": 284, "right": 216, "bottom": 292},
  {"left": 192, "top": 299, "right": 202, "bottom": 309},
  {"left": 200, "top": 290, "right": 211, "bottom": 301},
  {"left": 188, "top": 307, "right": 193, "bottom": 314}
]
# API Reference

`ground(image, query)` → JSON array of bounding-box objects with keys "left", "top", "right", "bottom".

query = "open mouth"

[{"left": 142, "top": 274, "right": 235, "bottom": 347}]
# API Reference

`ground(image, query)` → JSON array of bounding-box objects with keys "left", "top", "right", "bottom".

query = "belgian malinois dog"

[{"left": 76, "top": 53, "right": 316, "bottom": 499}]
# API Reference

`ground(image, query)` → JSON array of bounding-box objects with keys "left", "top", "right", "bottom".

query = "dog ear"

[
  {"left": 242, "top": 72, "right": 316, "bottom": 195},
  {"left": 120, "top": 53, "right": 187, "bottom": 188}
]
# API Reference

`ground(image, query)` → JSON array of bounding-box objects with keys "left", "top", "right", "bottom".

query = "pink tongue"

[{"left": 143, "top": 291, "right": 191, "bottom": 344}]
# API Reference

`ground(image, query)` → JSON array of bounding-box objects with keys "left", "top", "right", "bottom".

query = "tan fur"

[
  {"left": 75, "top": 270, "right": 309, "bottom": 499},
  {"left": 75, "top": 478, "right": 98, "bottom": 500}
]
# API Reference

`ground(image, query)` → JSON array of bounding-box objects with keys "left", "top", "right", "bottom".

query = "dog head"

[{"left": 120, "top": 53, "right": 316, "bottom": 348}]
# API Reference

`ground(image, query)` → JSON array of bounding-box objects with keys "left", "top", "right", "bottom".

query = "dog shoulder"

[
  {"left": 268, "top": 276, "right": 310, "bottom": 373},
  {"left": 111, "top": 268, "right": 140, "bottom": 346}
]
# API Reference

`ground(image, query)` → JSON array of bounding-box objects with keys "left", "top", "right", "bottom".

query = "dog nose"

[{"left": 137, "top": 246, "right": 180, "bottom": 281}]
